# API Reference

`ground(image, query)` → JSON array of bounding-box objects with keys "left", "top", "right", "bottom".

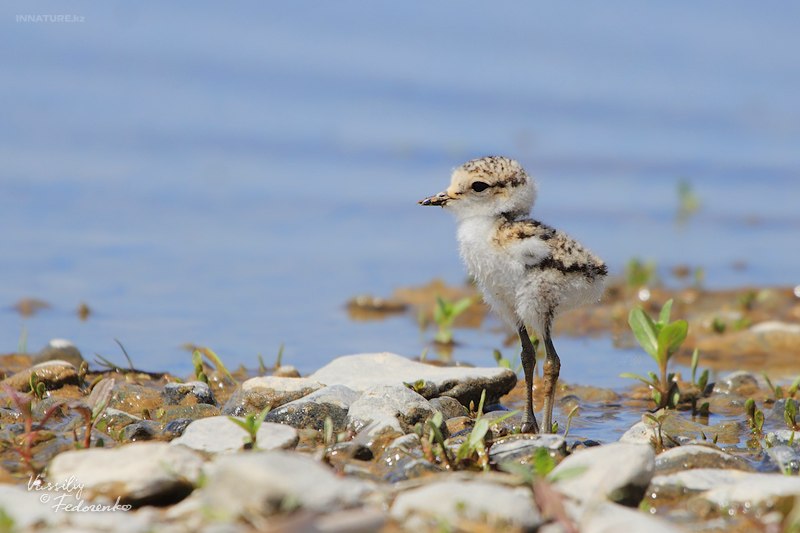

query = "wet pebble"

[
  {"left": 221, "top": 376, "right": 323, "bottom": 417},
  {"left": 309, "top": 352, "right": 516, "bottom": 407},
  {"left": 655, "top": 444, "right": 753, "bottom": 474},
  {"left": 265, "top": 384, "right": 360, "bottom": 431},
  {"left": 649, "top": 468, "right": 754, "bottom": 500},
  {"left": 108, "top": 382, "right": 163, "bottom": 417},
  {"left": 31, "top": 339, "right": 84, "bottom": 368},
  {"left": 580, "top": 501, "right": 680, "bottom": 533},
  {"left": 123, "top": 420, "right": 162, "bottom": 442},
  {"left": 163, "top": 380, "right": 217, "bottom": 407},
  {"left": 345, "top": 384, "right": 440, "bottom": 436},
  {"left": 174, "top": 451, "right": 374, "bottom": 521},
  {"left": 390, "top": 478, "right": 543, "bottom": 530},
  {"left": 1, "top": 360, "right": 80, "bottom": 392},
  {"left": 551, "top": 442, "right": 655, "bottom": 507},
  {"left": 712, "top": 370, "right": 760, "bottom": 396},
  {"left": 704, "top": 393, "right": 748, "bottom": 416},
  {"left": 488, "top": 434, "right": 568, "bottom": 465},
  {"left": 47, "top": 441, "right": 204, "bottom": 506},
  {"left": 429, "top": 395, "right": 469, "bottom": 419},
  {"left": 163, "top": 403, "right": 220, "bottom": 423},
  {"left": 170, "top": 415, "right": 299, "bottom": 454},
  {"left": 697, "top": 472, "right": 800, "bottom": 515}
]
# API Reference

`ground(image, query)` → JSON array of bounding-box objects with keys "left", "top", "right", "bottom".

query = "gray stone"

[
  {"left": 345, "top": 384, "right": 438, "bottom": 435},
  {"left": 101, "top": 408, "right": 143, "bottom": 432},
  {"left": 489, "top": 434, "right": 568, "bottom": 465},
  {"left": 170, "top": 415, "right": 298, "bottom": 454},
  {"left": 31, "top": 339, "right": 84, "bottom": 367},
  {"left": 390, "top": 479, "right": 542, "bottom": 530},
  {"left": 108, "top": 382, "right": 163, "bottom": 416},
  {"left": 580, "top": 501, "right": 681, "bottom": 533},
  {"left": 430, "top": 396, "right": 469, "bottom": 419},
  {"left": 47, "top": 441, "right": 204, "bottom": 506},
  {"left": 655, "top": 444, "right": 753, "bottom": 473},
  {"left": 649, "top": 469, "right": 754, "bottom": 500},
  {"left": 188, "top": 451, "right": 373, "bottom": 520},
  {"left": 163, "top": 381, "right": 217, "bottom": 406},
  {"left": 221, "top": 376, "right": 323, "bottom": 416},
  {"left": 162, "top": 403, "right": 220, "bottom": 422},
  {"left": 712, "top": 370, "right": 759, "bottom": 395},
  {"left": 265, "top": 384, "right": 360, "bottom": 431},
  {"left": 698, "top": 472, "right": 800, "bottom": 514},
  {"left": 764, "top": 445, "right": 800, "bottom": 474},
  {"left": 314, "top": 507, "right": 387, "bottom": 533},
  {"left": 552, "top": 442, "right": 655, "bottom": 507},
  {"left": 309, "top": 352, "right": 516, "bottom": 406},
  {"left": 1, "top": 360, "right": 79, "bottom": 392},
  {"left": 704, "top": 393, "right": 748, "bottom": 416},
  {"left": 122, "top": 420, "right": 162, "bottom": 442}
]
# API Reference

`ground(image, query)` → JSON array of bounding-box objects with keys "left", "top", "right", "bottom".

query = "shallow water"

[{"left": 2, "top": 3, "right": 799, "bottom": 387}]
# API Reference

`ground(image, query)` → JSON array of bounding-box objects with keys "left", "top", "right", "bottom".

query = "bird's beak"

[{"left": 419, "top": 191, "right": 451, "bottom": 207}]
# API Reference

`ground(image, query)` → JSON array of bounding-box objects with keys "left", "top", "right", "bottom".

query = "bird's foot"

[{"left": 520, "top": 419, "right": 539, "bottom": 434}]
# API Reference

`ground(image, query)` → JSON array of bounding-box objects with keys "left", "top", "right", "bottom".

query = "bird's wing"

[{"left": 500, "top": 219, "right": 555, "bottom": 268}]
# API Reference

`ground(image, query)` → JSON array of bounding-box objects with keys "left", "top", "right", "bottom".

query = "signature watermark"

[
  {"left": 27, "top": 475, "right": 131, "bottom": 513},
  {"left": 16, "top": 15, "right": 85, "bottom": 23}
]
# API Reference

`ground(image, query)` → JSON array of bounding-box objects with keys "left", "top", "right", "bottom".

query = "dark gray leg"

[
  {"left": 541, "top": 332, "right": 561, "bottom": 434},
  {"left": 518, "top": 325, "right": 539, "bottom": 434}
]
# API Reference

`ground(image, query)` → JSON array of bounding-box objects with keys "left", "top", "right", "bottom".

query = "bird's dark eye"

[{"left": 471, "top": 181, "right": 489, "bottom": 192}]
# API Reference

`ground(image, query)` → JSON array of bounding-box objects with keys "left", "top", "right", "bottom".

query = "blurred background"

[{"left": 1, "top": 2, "right": 798, "bottom": 381}]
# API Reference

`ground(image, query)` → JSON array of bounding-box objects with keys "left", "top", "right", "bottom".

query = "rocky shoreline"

[{"left": 0, "top": 346, "right": 798, "bottom": 531}]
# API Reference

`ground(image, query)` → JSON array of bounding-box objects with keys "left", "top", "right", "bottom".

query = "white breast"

[{"left": 456, "top": 217, "right": 525, "bottom": 326}]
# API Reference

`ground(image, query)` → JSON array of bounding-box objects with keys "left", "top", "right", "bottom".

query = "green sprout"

[
  {"left": 786, "top": 400, "right": 798, "bottom": 430},
  {"left": 562, "top": 405, "right": 579, "bottom": 439},
  {"left": 763, "top": 372, "right": 784, "bottom": 401},
  {"left": 690, "top": 348, "right": 709, "bottom": 392},
  {"left": 192, "top": 350, "right": 208, "bottom": 384},
  {"left": 28, "top": 372, "right": 46, "bottom": 402},
  {"left": 745, "top": 398, "right": 764, "bottom": 436},
  {"left": 228, "top": 405, "right": 271, "bottom": 451},
  {"left": 432, "top": 295, "right": 474, "bottom": 344},
  {"left": 620, "top": 299, "right": 688, "bottom": 409},
  {"left": 625, "top": 257, "right": 657, "bottom": 288}
]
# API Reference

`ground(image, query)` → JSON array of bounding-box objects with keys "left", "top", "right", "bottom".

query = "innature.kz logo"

[{"left": 17, "top": 15, "right": 85, "bottom": 23}]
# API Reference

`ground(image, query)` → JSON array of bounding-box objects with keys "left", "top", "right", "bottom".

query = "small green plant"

[
  {"left": 690, "top": 348, "right": 709, "bottom": 392},
  {"left": 192, "top": 350, "right": 208, "bottom": 384},
  {"left": 625, "top": 257, "right": 657, "bottom": 288},
  {"left": 643, "top": 411, "right": 680, "bottom": 453},
  {"left": 1, "top": 384, "right": 63, "bottom": 474},
  {"left": 193, "top": 346, "right": 238, "bottom": 385},
  {"left": 228, "top": 406, "right": 271, "bottom": 450},
  {"left": 432, "top": 295, "right": 474, "bottom": 344},
  {"left": 620, "top": 299, "right": 688, "bottom": 409},
  {"left": 28, "top": 373, "right": 46, "bottom": 402},
  {"left": 452, "top": 390, "right": 518, "bottom": 471},
  {"left": 789, "top": 376, "right": 800, "bottom": 399},
  {"left": 562, "top": 405, "right": 579, "bottom": 439},
  {"left": 710, "top": 316, "right": 726, "bottom": 334},
  {"left": 493, "top": 349, "right": 523, "bottom": 375},
  {"left": 745, "top": 398, "right": 764, "bottom": 436},
  {"left": 786, "top": 400, "right": 799, "bottom": 430}
]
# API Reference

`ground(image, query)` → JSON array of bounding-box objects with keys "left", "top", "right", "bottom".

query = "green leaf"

[
  {"left": 656, "top": 320, "right": 688, "bottom": 363},
  {"left": 786, "top": 400, "right": 797, "bottom": 428},
  {"left": 628, "top": 307, "right": 659, "bottom": 360},
  {"left": 532, "top": 447, "right": 556, "bottom": 477},
  {"left": 450, "top": 297, "right": 474, "bottom": 318},
  {"left": 690, "top": 348, "right": 699, "bottom": 385},
  {"left": 775, "top": 386, "right": 784, "bottom": 400},
  {"left": 657, "top": 299, "right": 674, "bottom": 329},
  {"left": 788, "top": 376, "right": 800, "bottom": 397},
  {"left": 754, "top": 410, "right": 764, "bottom": 431},
  {"left": 745, "top": 398, "right": 756, "bottom": 419},
  {"left": 698, "top": 369, "right": 709, "bottom": 392},
  {"left": 619, "top": 372, "right": 656, "bottom": 386}
]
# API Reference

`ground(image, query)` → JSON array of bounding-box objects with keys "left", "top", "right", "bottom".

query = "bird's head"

[{"left": 419, "top": 156, "right": 537, "bottom": 221}]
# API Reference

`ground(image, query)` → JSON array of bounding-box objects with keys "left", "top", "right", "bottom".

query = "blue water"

[{"left": 1, "top": 2, "right": 799, "bottom": 379}]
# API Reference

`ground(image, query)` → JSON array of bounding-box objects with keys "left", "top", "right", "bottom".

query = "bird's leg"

[
  {"left": 541, "top": 332, "right": 561, "bottom": 434},
  {"left": 518, "top": 325, "right": 539, "bottom": 434}
]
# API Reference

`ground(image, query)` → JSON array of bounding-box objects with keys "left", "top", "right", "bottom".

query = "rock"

[
  {"left": 768, "top": 429, "right": 800, "bottom": 451},
  {"left": 265, "top": 384, "right": 360, "bottom": 431},
  {"left": 1, "top": 360, "right": 79, "bottom": 392},
  {"left": 184, "top": 451, "right": 373, "bottom": 520},
  {"left": 47, "top": 442, "right": 204, "bottom": 507},
  {"left": 170, "top": 416, "right": 298, "bottom": 454},
  {"left": 580, "top": 501, "right": 680, "bottom": 533},
  {"left": 221, "top": 376, "right": 323, "bottom": 417},
  {"left": 122, "top": 421, "right": 163, "bottom": 442},
  {"left": 655, "top": 445, "right": 753, "bottom": 473},
  {"left": 108, "top": 383, "right": 163, "bottom": 417},
  {"left": 704, "top": 393, "right": 748, "bottom": 416},
  {"left": 429, "top": 396, "right": 469, "bottom": 419},
  {"left": 697, "top": 472, "right": 800, "bottom": 515},
  {"left": 764, "top": 445, "right": 800, "bottom": 474},
  {"left": 101, "top": 408, "right": 143, "bottom": 432},
  {"left": 712, "top": 370, "right": 760, "bottom": 396},
  {"left": 551, "top": 442, "right": 655, "bottom": 507},
  {"left": 31, "top": 339, "right": 84, "bottom": 368},
  {"left": 345, "top": 384, "right": 439, "bottom": 435},
  {"left": 313, "top": 507, "right": 387, "bottom": 533},
  {"left": 390, "top": 479, "right": 542, "bottom": 530},
  {"left": 162, "top": 404, "right": 220, "bottom": 423},
  {"left": 649, "top": 469, "right": 754, "bottom": 500},
  {"left": 385, "top": 456, "right": 444, "bottom": 483},
  {"left": 445, "top": 416, "right": 474, "bottom": 435},
  {"left": 163, "top": 418, "right": 194, "bottom": 438},
  {"left": 619, "top": 412, "right": 744, "bottom": 448},
  {"left": 489, "top": 434, "right": 568, "bottom": 465},
  {"left": 163, "top": 381, "right": 217, "bottom": 407},
  {"left": 697, "top": 322, "right": 800, "bottom": 370},
  {"left": 309, "top": 352, "right": 516, "bottom": 406},
  {"left": 273, "top": 365, "right": 301, "bottom": 378}
]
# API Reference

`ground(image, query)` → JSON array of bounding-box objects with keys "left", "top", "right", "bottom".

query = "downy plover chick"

[{"left": 419, "top": 156, "right": 607, "bottom": 433}]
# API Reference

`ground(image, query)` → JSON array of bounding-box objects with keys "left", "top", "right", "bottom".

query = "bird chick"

[{"left": 420, "top": 156, "right": 607, "bottom": 433}]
